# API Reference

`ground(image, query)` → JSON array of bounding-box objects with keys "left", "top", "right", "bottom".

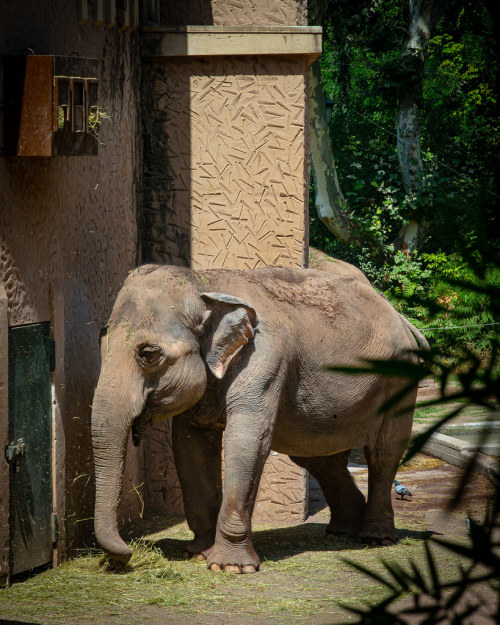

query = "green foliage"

[
  {"left": 381, "top": 251, "right": 432, "bottom": 299},
  {"left": 314, "top": 8, "right": 500, "bottom": 615},
  {"left": 311, "top": 0, "right": 500, "bottom": 292},
  {"left": 377, "top": 251, "right": 500, "bottom": 352}
]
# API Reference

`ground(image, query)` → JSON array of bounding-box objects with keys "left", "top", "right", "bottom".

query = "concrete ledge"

[
  {"left": 141, "top": 25, "right": 322, "bottom": 59},
  {"left": 422, "top": 432, "right": 498, "bottom": 482}
]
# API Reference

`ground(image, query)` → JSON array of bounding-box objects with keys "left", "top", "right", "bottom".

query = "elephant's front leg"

[
  {"left": 208, "top": 410, "right": 273, "bottom": 574},
  {"left": 172, "top": 416, "right": 222, "bottom": 560}
]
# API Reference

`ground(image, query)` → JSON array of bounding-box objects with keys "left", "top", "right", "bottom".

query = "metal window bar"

[
  {"left": 107, "top": 0, "right": 116, "bottom": 28},
  {"left": 70, "top": 79, "right": 86, "bottom": 133},
  {"left": 79, "top": 0, "right": 88, "bottom": 24}
]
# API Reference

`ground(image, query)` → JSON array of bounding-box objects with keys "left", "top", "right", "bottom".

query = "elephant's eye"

[{"left": 135, "top": 344, "right": 165, "bottom": 370}]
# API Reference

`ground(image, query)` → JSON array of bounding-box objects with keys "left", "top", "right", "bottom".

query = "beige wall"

[
  {"left": 141, "top": 50, "right": 311, "bottom": 521},
  {"left": 161, "top": 0, "right": 308, "bottom": 27},
  {"left": 143, "top": 55, "right": 309, "bottom": 269},
  {"left": 0, "top": 3, "right": 142, "bottom": 554}
]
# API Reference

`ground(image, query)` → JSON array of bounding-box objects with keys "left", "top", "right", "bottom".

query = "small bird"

[{"left": 394, "top": 480, "right": 412, "bottom": 500}]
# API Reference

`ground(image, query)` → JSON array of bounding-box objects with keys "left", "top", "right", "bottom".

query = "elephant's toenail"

[
  {"left": 209, "top": 563, "right": 221, "bottom": 572},
  {"left": 225, "top": 565, "right": 241, "bottom": 574},
  {"left": 242, "top": 565, "right": 257, "bottom": 574},
  {"left": 194, "top": 553, "right": 206, "bottom": 561}
]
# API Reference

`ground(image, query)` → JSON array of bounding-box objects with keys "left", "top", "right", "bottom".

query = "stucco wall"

[
  {"left": 160, "top": 0, "right": 308, "bottom": 27},
  {"left": 141, "top": 50, "right": 310, "bottom": 521},
  {"left": 0, "top": 3, "right": 142, "bottom": 554}
]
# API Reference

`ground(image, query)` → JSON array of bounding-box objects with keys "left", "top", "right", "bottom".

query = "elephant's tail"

[
  {"left": 377, "top": 290, "right": 431, "bottom": 352},
  {"left": 399, "top": 314, "right": 430, "bottom": 352}
]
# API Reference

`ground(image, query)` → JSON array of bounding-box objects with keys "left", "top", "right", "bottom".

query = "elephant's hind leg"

[
  {"left": 359, "top": 390, "right": 415, "bottom": 545},
  {"left": 290, "top": 451, "right": 366, "bottom": 537},
  {"left": 172, "top": 416, "right": 223, "bottom": 560}
]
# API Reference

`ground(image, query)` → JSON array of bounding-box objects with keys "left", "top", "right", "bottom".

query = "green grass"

[
  {"left": 0, "top": 514, "right": 480, "bottom": 625},
  {"left": 413, "top": 400, "right": 489, "bottom": 424}
]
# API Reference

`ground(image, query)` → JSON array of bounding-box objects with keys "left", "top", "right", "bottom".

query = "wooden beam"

[{"left": 131, "top": 0, "right": 139, "bottom": 29}]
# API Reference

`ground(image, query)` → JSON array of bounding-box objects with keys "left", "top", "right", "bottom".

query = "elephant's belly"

[
  {"left": 271, "top": 420, "right": 369, "bottom": 457},
  {"left": 271, "top": 380, "right": 386, "bottom": 457}
]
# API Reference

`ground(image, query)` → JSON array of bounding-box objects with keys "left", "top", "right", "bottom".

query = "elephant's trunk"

[{"left": 92, "top": 383, "right": 137, "bottom": 564}]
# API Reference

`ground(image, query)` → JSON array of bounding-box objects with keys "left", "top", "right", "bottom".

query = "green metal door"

[{"left": 8, "top": 322, "right": 53, "bottom": 575}]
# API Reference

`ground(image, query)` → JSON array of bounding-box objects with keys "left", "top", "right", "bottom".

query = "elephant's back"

[{"left": 194, "top": 265, "right": 411, "bottom": 361}]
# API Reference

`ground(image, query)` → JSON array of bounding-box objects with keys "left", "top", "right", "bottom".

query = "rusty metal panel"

[
  {"left": 0, "top": 285, "right": 9, "bottom": 586},
  {"left": 3, "top": 56, "right": 52, "bottom": 156},
  {"left": 8, "top": 322, "right": 52, "bottom": 576},
  {"left": 3, "top": 56, "right": 99, "bottom": 157},
  {"left": 19, "top": 56, "right": 53, "bottom": 156}
]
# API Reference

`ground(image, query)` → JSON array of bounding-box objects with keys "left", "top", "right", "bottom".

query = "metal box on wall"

[{"left": 2, "top": 56, "right": 99, "bottom": 157}]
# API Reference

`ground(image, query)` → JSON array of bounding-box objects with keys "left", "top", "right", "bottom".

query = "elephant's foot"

[
  {"left": 207, "top": 543, "right": 261, "bottom": 574},
  {"left": 181, "top": 535, "right": 215, "bottom": 561},
  {"left": 326, "top": 515, "right": 363, "bottom": 537},
  {"left": 356, "top": 523, "right": 397, "bottom": 546}
]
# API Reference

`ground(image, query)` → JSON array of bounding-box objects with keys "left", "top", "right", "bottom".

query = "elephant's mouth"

[
  {"left": 131, "top": 403, "right": 174, "bottom": 446},
  {"left": 131, "top": 411, "right": 153, "bottom": 446}
]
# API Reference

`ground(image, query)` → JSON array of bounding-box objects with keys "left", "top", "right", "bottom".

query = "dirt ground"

[{"left": 0, "top": 456, "right": 495, "bottom": 625}]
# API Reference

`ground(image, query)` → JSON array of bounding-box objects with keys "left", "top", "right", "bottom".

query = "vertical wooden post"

[
  {"left": 131, "top": 0, "right": 140, "bottom": 28},
  {"left": 107, "top": 0, "right": 117, "bottom": 28},
  {"left": 95, "top": 0, "right": 104, "bottom": 26},
  {"left": 79, "top": 0, "right": 88, "bottom": 25},
  {"left": 122, "top": 0, "right": 130, "bottom": 30}
]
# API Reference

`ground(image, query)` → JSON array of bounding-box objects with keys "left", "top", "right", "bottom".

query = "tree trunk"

[
  {"left": 309, "top": 58, "right": 358, "bottom": 246},
  {"left": 394, "top": 0, "right": 446, "bottom": 251}
]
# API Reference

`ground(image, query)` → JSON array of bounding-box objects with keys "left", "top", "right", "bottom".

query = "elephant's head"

[{"left": 91, "top": 266, "right": 257, "bottom": 562}]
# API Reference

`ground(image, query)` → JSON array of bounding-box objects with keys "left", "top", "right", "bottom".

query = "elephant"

[{"left": 91, "top": 262, "right": 428, "bottom": 574}]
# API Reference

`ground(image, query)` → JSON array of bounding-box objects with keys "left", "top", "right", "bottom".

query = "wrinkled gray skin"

[{"left": 92, "top": 263, "right": 427, "bottom": 574}]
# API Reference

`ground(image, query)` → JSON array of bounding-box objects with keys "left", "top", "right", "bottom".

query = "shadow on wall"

[
  {"left": 140, "top": 55, "right": 192, "bottom": 266},
  {"left": 160, "top": 0, "right": 214, "bottom": 26},
  {"left": 140, "top": 0, "right": 215, "bottom": 265}
]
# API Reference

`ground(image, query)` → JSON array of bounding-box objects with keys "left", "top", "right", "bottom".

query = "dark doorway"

[{"left": 8, "top": 322, "right": 53, "bottom": 575}]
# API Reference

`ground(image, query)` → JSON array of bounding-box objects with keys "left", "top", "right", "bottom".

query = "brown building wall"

[
  {"left": 141, "top": 51, "right": 310, "bottom": 521},
  {"left": 0, "top": 2, "right": 142, "bottom": 554},
  {"left": 1, "top": 0, "right": 315, "bottom": 564}
]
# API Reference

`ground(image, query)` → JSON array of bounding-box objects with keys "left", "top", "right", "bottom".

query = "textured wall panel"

[
  {"left": 190, "top": 61, "right": 307, "bottom": 270},
  {"left": 143, "top": 420, "right": 184, "bottom": 516},
  {"left": 142, "top": 53, "right": 310, "bottom": 522},
  {"left": 143, "top": 55, "right": 308, "bottom": 269},
  {"left": 161, "top": 0, "right": 307, "bottom": 27}
]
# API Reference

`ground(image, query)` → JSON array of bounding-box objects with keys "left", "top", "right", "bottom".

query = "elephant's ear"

[{"left": 200, "top": 292, "right": 258, "bottom": 380}]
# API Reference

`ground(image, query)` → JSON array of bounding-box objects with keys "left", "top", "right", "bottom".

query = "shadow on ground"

[
  {"left": 125, "top": 516, "right": 434, "bottom": 565},
  {"left": 0, "top": 621, "right": 42, "bottom": 625}
]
